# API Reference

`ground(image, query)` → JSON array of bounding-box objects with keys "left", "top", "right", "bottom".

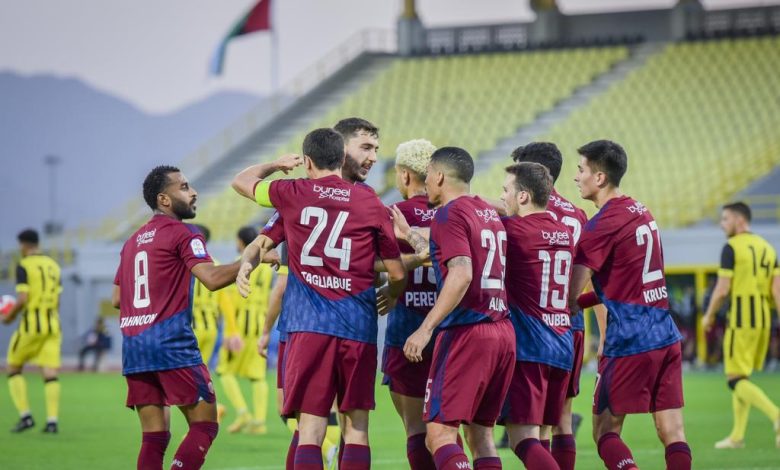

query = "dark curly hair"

[{"left": 143, "top": 165, "right": 180, "bottom": 211}]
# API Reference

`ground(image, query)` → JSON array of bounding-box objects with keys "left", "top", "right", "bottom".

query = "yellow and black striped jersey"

[
  {"left": 230, "top": 263, "right": 273, "bottom": 339},
  {"left": 719, "top": 232, "right": 780, "bottom": 330},
  {"left": 192, "top": 259, "right": 237, "bottom": 336},
  {"left": 15, "top": 254, "right": 61, "bottom": 335}
]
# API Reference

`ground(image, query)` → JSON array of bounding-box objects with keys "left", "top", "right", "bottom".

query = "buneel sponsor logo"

[
  {"left": 136, "top": 229, "right": 156, "bottom": 247},
  {"left": 313, "top": 184, "right": 351, "bottom": 201},
  {"left": 627, "top": 201, "right": 648, "bottom": 214},
  {"left": 550, "top": 194, "right": 575, "bottom": 212},
  {"left": 541, "top": 230, "right": 571, "bottom": 246},
  {"left": 414, "top": 207, "right": 436, "bottom": 222},
  {"left": 475, "top": 208, "right": 500, "bottom": 223}
]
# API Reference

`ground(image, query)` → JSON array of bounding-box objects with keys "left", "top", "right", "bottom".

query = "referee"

[{"left": 702, "top": 202, "right": 780, "bottom": 449}]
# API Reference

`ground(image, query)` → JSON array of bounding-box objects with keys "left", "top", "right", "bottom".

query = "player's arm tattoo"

[
  {"left": 446, "top": 256, "right": 472, "bottom": 269},
  {"left": 407, "top": 230, "right": 429, "bottom": 257}
]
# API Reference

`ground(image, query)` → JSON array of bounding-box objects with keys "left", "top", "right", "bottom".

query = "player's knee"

[{"left": 727, "top": 377, "right": 746, "bottom": 390}]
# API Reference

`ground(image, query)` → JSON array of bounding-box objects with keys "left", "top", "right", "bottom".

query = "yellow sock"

[
  {"left": 8, "top": 374, "right": 30, "bottom": 416},
  {"left": 44, "top": 379, "right": 60, "bottom": 422},
  {"left": 734, "top": 379, "right": 780, "bottom": 423},
  {"left": 729, "top": 393, "right": 749, "bottom": 442},
  {"left": 286, "top": 417, "right": 298, "bottom": 434},
  {"left": 323, "top": 422, "right": 341, "bottom": 456},
  {"left": 251, "top": 379, "right": 268, "bottom": 423},
  {"left": 220, "top": 374, "right": 248, "bottom": 413}
]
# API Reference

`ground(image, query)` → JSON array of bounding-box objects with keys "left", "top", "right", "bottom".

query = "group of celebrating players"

[{"left": 111, "top": 117, "right": 693, "bottom": 470}]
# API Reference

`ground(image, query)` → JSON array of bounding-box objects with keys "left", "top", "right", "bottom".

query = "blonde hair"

[{"left": 395, "top": 139, "right": 436, "bottom": 177}]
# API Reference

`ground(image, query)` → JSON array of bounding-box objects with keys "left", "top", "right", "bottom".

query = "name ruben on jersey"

[
  {"left": 313, "top": 184, "right": 351, "bottom": 202},
  {"left": 475, "top": 208, "right": 501, "bottom": 223},
  {"left": 541, "top": 230, "right": 571, "bottom": 246},
  {"left": 543, "top": 313, "right": 571, "bottom": 327},
  {"left": 414, "top": 207, "right": 436, "bottom": 222},
  {"left": 549, "top": 194, "right": 576, "bottom": 213},
  {"left": 136, "top": 229, "right": 157, "bottom": 247},
  {"left": 627, "top": 201, "right": 648, "bottom": 214},
  {"left": 300, "top": 270, "right": 352, "bottom": 291}
]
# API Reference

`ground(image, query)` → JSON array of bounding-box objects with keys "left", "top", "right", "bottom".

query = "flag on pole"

[{"left": 210, "top": 0, "right": 273, "bottom": 75}]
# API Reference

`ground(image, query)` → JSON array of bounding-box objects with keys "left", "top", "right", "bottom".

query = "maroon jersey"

[
  {"left": 260, "top": 175, "right": 401, "bottom": 343},
  {"left": 430, "top": 195, "right": 508, "bottom": 328},
  {"left": 575, "top": 195, "right": 681, "bottom": 356},
  {"left": 546, "top": 188, "right": 589, "bottom": 330},
  {"left": 385, "top": 195, "right": 437, "bottom": 347},
  {"left": 114, "top": 214, "right": 211, "bottom": 375},
  {"left": 546, "top": 189, "right": 588, "bottom": 245},
  {"left": 504, "top": 212, "right": 575, "bottom": 370}
]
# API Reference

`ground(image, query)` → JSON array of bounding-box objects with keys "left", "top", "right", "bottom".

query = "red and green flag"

[{"left": 210, "top": 0, "right": 273, "bottom": 75}]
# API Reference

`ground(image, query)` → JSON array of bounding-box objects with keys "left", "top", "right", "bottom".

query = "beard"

[
  {"left": 171, "top": 197, "right": 196, "bottom": 220},
  {"left": 342, "top": 153, "right": 367, "bottom": 183}
]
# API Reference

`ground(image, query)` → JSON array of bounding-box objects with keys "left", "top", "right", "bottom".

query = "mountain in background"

[{"left": 0, "top": 71, "right": 263, "bottom": 246}]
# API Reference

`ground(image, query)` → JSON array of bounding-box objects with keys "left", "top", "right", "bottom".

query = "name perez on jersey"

[
  {"left": 405, "top": 291, "right": 437, "bottom": 307},
  {"left": 642, "top": 286, "right": 668, "bottom": 303},
  {"left": 300, "top": 270, "right": 352, "bottom": 291}
]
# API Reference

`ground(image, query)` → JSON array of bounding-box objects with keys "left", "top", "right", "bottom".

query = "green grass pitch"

[{"left": 1, "top": 371, "right": 778, "bottom": 469}]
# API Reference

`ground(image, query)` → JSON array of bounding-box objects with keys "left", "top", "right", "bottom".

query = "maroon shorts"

[
  {"left": 566, "top": 330, "right": 585, "bottom": 398},
  {"left": 503, "top": 361, "right": 570, "bottom": 426},
  {"left": 594, "top": 341, "right": 684, "bottom": 415},
  {"left": 125, "top": 364, "right": 215, "bottom": 408},
  {"left": 424, "top": 319, "right": 515, "bottom": 427},
  {"left": 282, "top": 332, "right": 377, "bottom": 418},
  {"left": 381, "top": 345, "right": 432, "bottom": 399},
  {"left": 277, "top": 340, "right": 287, "bottom": 389}
]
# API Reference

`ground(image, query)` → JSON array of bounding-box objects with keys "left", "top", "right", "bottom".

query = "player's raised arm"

[
  {"left": 404, "top": 255, "right": 472, "bottom": 362},
  {"left": 231, "top": 154, "right": 303, "bottom": 202}
]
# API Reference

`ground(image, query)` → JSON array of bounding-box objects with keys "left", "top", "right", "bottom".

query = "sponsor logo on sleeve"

[
  {"left": 190, "top": 239, "right": 207, "bottom": 258},
  {"left": 313, "top": 184, "right": 351, "bottom": 202}
]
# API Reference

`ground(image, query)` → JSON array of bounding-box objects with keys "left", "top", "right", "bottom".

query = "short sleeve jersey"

[
  {"left": 719, "top": 232, "right": 779, "bottom": 330},
  {"left": 503, "top": 212, "right": 575, "bottom": 370},
  {"left": 114, "top": 214, "right": 212, "bottom": 375},
  {"left": 255, "top": 175, "right": 401, "bottom": 343},
  {"left": 15, "top": 255, "right": 61, "bottom": 336},
  {"left": 430, "top": 195, "right": 508, "bottom": 328},
  {"left": 385, "top": 195, "right": 438, "bottom": 347},
  {"left": 575, "top": 196, "right": 681, "bottom": 357},
  {"left": 546, "top": 189, "right": 589, "bottom": 331}
]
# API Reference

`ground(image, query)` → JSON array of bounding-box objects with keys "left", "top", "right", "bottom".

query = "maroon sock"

[
  {"left": 338, "top": 436, "right": 345, "bottom": 468},
  {"left": 138, "top": 431, "right": 170, "bottom": 470},
  {"left": 407, "top": 433, "right": 435, "bottom": 470},
  {"left": 665, "top": 441, "right": 692, "bottom": 470},
  {"left": 513, "top": 438, "right": 560, "bottom": 470},
  {"left": 551, "top": 434, "right": 576, "bottom": 470},
  {"left": 170, "top": 422, "right": 218, "bottom": 470},
  {"left": 540, "top": 439, "right": 551, "bottom": 452},
  {"left": 474, "top": 456, "right": 502, "bottom": 469},
  {"left": 597, "top": 433, "right": 637, "bottom": 470},
  {"left": 341, "top": 444, "right": 371, "bottom": 470},
  {"left": 433, "top": 443, "right": 470, "bottom": 470},
  {"left": 294, "top": 444, "right": 322, "bottom": 470},
  {"left": 286, "top": 430, "right": 299, "bottom": 470}
]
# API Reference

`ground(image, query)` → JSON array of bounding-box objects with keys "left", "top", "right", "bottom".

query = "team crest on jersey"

[
  {"left": 627, "top": 201, "right": 648, "bottom": 215},
  {"left": 549, "top": 194, "right": 575, "bottom": 213},
  {"left": 475, "top": 208, "right": 500, "bottom": 223},
  {"left": 136, "top": 229, "right": 157, "bottom": 247},
  {"left": 313, "top": 184, "right": 351, "bottom": 202},
  {"left": 541, "top": 230, "right": 571, "bottom": 246},
  {"left": 190, "top": 239, "right": 207, "bottom": 258},
  {"left": 414, "top": 207, "right": 436, "bottom": 222}
]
